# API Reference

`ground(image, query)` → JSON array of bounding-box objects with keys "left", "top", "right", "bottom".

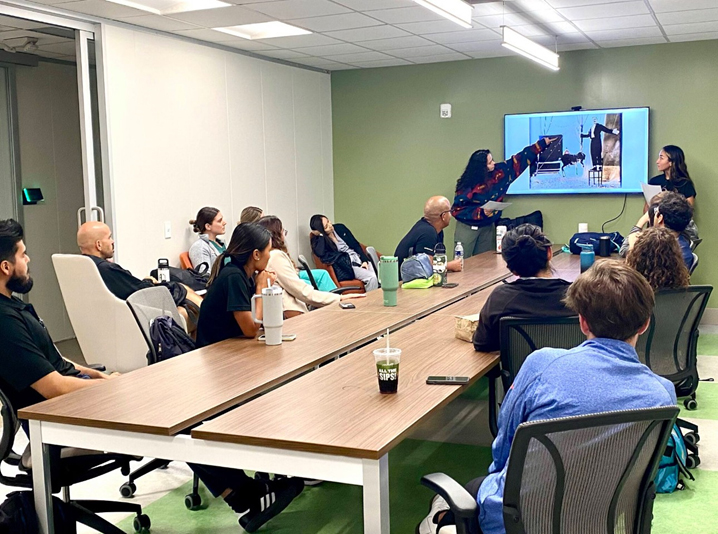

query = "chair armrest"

[
  {"left": 421, "top": 473, "right": 477, "bottom": 520},
  {"left": 331, "top": 286, "right": 363, "bottom": 295},
  {"left": 86, "top": 363, "right": 106, "bottom": 372}
]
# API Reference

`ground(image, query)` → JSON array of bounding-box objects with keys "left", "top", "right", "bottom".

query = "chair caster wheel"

[
  {"left": 120, "top": 482, "right": 137, "bottom": 498},
  {"left": 133, "top": 513, "right": 151, "bottom": 532},
  {"left": 686, "top": 454, "right": 701, "bottom": 469},
  {"left": 184, "top": 492, "right": 202, "bottom": 510},
  {"left": 684, "top": 398, "right": 698, "bottom": 410},
  {"left": 685, "top": 432, "right": 700, "bottom": 446}
]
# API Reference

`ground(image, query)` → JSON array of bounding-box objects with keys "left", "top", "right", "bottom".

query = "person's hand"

[
  {"left": 144, "top": 276, "right": 159, "bottom": 284},
  {"left": 637, "top": 212, "right": 650, "bottom": 227},
  {"left": 340, "top": 294, "right": 366, "bottom": 301},
  {"left": 256, "top": 269, "right": 277, "bottom": 289}
]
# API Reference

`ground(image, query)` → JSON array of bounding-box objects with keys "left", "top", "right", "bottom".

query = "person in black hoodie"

[
  {"left": 473, "top": 224, "right": 573, "bottom": 352},
  {"left": 309, "top": 214, "right": 378, "bottom": 291}
]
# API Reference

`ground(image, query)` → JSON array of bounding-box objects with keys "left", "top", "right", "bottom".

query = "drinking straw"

[{"left": 386, "top": 328, "right": 390, "bottom": 354}]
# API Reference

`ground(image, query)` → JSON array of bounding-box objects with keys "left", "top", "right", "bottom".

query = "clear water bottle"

[
  {"left": 433, "top": 243, "right": 447, "bottom": 286},
  {"left": 454, "top": 241, "right": 464, "bottom": 270},
  {"left": 157, "top": 258, "right": 170, "bottom": 283}
]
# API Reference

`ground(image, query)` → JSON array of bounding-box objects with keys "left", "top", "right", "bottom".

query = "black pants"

[
  {"left": 437, "top": 476, "right": 485, "bottom": 534},
  {"left": 188, "top": 464, "right": 262, "bottom": 503}
]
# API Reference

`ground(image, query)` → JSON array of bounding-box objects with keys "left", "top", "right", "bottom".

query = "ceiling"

[
  {"left": 12, "top": 0, "right": 718, "bottom": 69},
  {"left": 0, "top": 15, "right": 84, "bottom": 62}
]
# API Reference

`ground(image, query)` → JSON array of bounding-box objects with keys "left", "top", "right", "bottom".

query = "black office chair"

[
  {"left": 689, "top": 253, "right": 698, "bottom": 275},
  {"left": 635, "top": 285, "right": 713, "bottom": 410},
  {"left": 125, "top": 286, "right": 203, "bottom": 511},
  {"left": 487, "top": 316, "right": 584, "bottom": 436},
  {"left": 0, "top": 387, "right": 150, "bottom": 533},
  {"left": 297, "top": 255, "right": 361, "bottom": 295},
  {"left": 421, "top": 406, "right": 678, "bottom": 534}
]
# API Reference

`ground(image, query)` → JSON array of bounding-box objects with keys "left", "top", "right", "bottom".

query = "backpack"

[
  {"left": 0, "top": 491, "right": 74, "bottom": 534},
  {"left": 655, "top": 420, "right": 699, "bottom": 493},
  {"left": 148, "top": 315, "right": 196, "bottom": 364},
  {"left": 400, "top": 251, "right": 433, "bottom": 282},
  {"left": 496, "top": 210, "right": 544, "bottom": 231},
  {"left": 150, "top": 264, "right": 208, "bottom": 291},
  {"left": 568, "top": 231, "right": 624, "bottom": 255}
]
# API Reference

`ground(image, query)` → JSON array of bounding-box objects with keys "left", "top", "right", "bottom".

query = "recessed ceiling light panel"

[
  {"left": 215, "top": 21, "right": 311, "bottom": 40},
  {"left": 107, "top": 0, "right": 231, "bottom": 16}
]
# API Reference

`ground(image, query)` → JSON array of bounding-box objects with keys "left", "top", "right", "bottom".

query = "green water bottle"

[{"left": 379, "top": 256, "right": 399, "bottom": 307}]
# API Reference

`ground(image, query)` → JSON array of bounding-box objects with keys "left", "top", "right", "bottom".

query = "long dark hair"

[
  {"left": 189, "top": 207, "right": 219, "bottom": 234},
  {"left": 501, "top": 224, "right": 551, "bottom": 277},
  {"left": 208, "top": 223, "right": 270, "bottom": 286},
  {"left": 456, "top": 149, "right": 490, "bottom": 192},
  {"left": 662, "top": 145, "right": 693, "bottom": 187},
  {"left": 256, "top": 215, "right": 287, "bottom": 253},
  {"left": 310, "top": 214, "right": 337, "bottom": 252}
]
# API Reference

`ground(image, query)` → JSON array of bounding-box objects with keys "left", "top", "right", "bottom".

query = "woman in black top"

[
  {"left": 649, "top": 145, "right": 696, "bottom": 205},
  {"left": 196, "top": 223, "right": 276, "bottom": 347},
  {"left": 473, "top": 224, "right": 572, "bottom": 352}
]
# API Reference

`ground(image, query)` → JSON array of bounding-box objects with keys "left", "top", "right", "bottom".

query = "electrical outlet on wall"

[{"left": 164, "top": 221, "right": 171, "bottom": 239}]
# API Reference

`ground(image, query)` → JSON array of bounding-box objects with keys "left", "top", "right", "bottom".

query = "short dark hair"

[
  {"left": 501, "top": 224, "right": 551, "bottom": 277},
  {"left": 564, "top": 260, "right": 654, "bottom": 341},
  {"left": 0, "top": 219, "right": 23, "bottom": 264},
  {"left": 656, "top": 191, "right": 692, "bottom": 233}
]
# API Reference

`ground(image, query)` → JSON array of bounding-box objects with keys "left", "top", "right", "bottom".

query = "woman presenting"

[{"left": 452, "top": 137, "right": 553, "bottom": 258}]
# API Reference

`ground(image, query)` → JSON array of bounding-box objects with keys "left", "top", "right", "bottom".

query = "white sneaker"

[{"left": 416, "top": 495, "right": 451, "bottom": 534}]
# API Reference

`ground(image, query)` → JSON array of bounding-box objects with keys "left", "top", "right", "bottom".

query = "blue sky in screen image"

[{"left": 504, "top": 108, "right": 649, "bottom": 195}]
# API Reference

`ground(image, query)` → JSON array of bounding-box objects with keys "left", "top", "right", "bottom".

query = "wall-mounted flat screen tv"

[{"left": 504, "top": 107, "right": 649, "bottom": 195}]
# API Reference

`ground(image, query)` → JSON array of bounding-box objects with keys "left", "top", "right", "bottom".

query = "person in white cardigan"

[
  {"left": 188, "top": 207, "right": 226, "bottom": 270},
  {"left": 257, "top": 216, "right": 364, "bottom": 317}
]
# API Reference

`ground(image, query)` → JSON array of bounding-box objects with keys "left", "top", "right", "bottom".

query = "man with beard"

[{"left": 0, "top": 219, "right": 114, "bottom": 416}]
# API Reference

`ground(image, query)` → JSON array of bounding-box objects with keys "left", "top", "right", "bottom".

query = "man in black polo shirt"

[
  {"left": 0, "top": 219, "right": 113, "bottom": 414},
  {"left": 395, "top": 196, "right": 464, "bottom": 272}
]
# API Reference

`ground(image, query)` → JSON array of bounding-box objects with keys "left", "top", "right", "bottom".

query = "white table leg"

[
  {"left": 29, "top": 420, "right": 54, "bottom": 534},
  {"left": 362, "top": 455, "right": 390, "bottom": 534}
]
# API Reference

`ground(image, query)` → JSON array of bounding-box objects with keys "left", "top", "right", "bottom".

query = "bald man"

[{"left": 394, "top": 196, "right": 463, "bottom": 272}]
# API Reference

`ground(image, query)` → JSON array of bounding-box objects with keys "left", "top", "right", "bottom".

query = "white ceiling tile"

[
  {"left": 544, "top": 21, "right": 581, "bottom": 34},
  {"left": 509, "top": 24, "right": 550, "bottom": 37},
  {"left": 258, "top": 49, "right": 310, "bottom": 59},
  {"left": 557, "top": 1, "right": 649, "bottom": 21},
  {"left": 292, "top": 56, "right": 352, "bottom": 68},
  {"left": 447, "top": 40, "right": 502, "bottom": 53},
  {"left": 364, "top": 6, "right": 445, "bottom": 24},
  {"left": 649, "top": 0, "right": 718, "bottom": 13},
  {"left": 384, "top": 44, "right": 453, "bottom": 57},
  {"left": 168, "top": 6, "right": 271, "bottom": 26},
  {"left": 574, "top": 14, "right": 657, "bottom": 32},
  {"left": 221, "top": 39, "right": 278, "bottom": 50},
  {"left": 324, "top": 25, "right": 411, "bottom": 41},
  {"left": 348, "top": 58, "right": 413, "bottom": 67},
  {"left": 586, "top": 26, "right": 663, "bottom": 41},
  {"left": 663, "top": 21, "right": 718, "bottom": 35},
  {"left": 258, "top": 32, "right": 341, "bottom": 47},
  {"left": 410, "top": 52, "right": 470, "bottom": 63},
  {"left": 514, "top": 0, "right": 554, "bottom": 11},
  {"left": 294, "top": 42, "right": 367, "bottom": 55},
  {"left": 556, "top": 33, "right": 590, "bottom": 44},
  {"left": 323, "top": 50, "right": 393, "bottom": 62},
  {"left": 290, "top": 13, "right": 382, "bottom": 32},
  {"left": 556, "top": 42, "right": 598, "bottom": 51},
  {"left": 599, "top": 36, "right": 668, "bottom": 47},
  {"left": 548, "top": 0, "right": 638, "bottom": 7},
  {"left": 359, "top": 35, "right": 433, "bottom": 50},
  {"left": 117, "top": 14, "right": 200, "bottom": 31},
  {"left": 243, "top": 0, "right": 351, "bottom": 19},
  {"left": 172, "top": 27, "right": 242, "bottom": 41},
  {"left": 331, "top": 0, "right": 414, "bottom": 9},
  {"left": 472, "top": 13, "right": 531, "bottom": 29},
  {"left": 521, "top": 8, "right": 566, "bottom": 24},
  {"left": 657, "top": 9, "right": 718, "bottom": 25},
  {"left": 396, "top": 19, "right": 479, "bottom": 34},
  {"left": 60, "top": 0, "right": 148, "bottom": 18},
  {"left": 426, "top": 28, "right": 497, "bottom": 44},
  {"left": 669, "top": 31, "right": 718, "bottom": 42},
  {"left": 465, "top": 48, "right": 514, "bottom": 59},
  {"left": 471, "top": 2, "right": 505, "bottom": 17}
]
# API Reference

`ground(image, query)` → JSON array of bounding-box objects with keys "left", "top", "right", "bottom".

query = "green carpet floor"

[{"left": 115, "top": 335, "right": 718, "bottom": 533}]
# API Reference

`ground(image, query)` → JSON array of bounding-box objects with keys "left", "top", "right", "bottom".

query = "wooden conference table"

[{"left": 20, "top": 250, "right": 581, "bottom": 533}]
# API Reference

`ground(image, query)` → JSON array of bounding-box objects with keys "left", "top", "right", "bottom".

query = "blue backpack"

[{"left": 655, "top": 420, "right": 699, "bottom": 493}]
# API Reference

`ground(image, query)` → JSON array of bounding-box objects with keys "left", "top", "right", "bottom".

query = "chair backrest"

[
  {"left": 51, "top": 254, "right": 148, "bottom": 372},
  {"left": 179, "top": 251, "right": 192, "bottom": 270},
  {"left": 635, "top": 285, "right": 712, "bottom": 380},
  {"left": 503, "top": 406, "right": 679, "bottom": 534},
  {"left": 297, "top": 255, "right": 319, "bottom": 291},
  {"left": 499, "top": 316, "right": 585, "bottom": 390},
  {"left": 366, "top": 246, "right": 380, "bottom": 274},
  {"left": 126, "top": 286, "right": 188, "bottom": 365},
  {"left": 689, "top": 253, "right": 698, "bottom": 275}
]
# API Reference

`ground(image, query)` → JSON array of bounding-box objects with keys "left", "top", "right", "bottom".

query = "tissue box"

[{"left": 455, "top": 314, "right": 480, "bottom": 342}]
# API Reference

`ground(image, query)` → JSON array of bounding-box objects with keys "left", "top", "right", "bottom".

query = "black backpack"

[
  {"left": 148, "top": 315, "right": 196, "bottom": 364},
  {"left": 150, "top": 264, "right": 209, "bottom": 292},
  {"left": 0, "top": 491, "right": 74, "bottom": 534},
  {"left": 496, "top": 210, "right": 544, "bottom": 231}
]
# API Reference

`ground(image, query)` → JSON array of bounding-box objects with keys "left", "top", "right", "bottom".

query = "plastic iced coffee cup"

[{"left": 374, "top": 348, "right": 401, "bottom": 394}]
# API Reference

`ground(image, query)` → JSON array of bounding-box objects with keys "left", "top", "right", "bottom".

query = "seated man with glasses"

[{"left": 395, "top": 196, "right": 463, "bottom": 272}]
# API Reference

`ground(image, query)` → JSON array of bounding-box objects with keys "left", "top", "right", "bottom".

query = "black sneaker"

[{"left": 239, "top": 477, "right": 304, "bottom": 533}]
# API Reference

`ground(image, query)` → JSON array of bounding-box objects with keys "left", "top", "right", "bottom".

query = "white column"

[
  {"left": 362, "top": 455, "right": 390, "bottom": 533},
  {"left": 30, "top": 420, "right": 54, "bottom": 534}
]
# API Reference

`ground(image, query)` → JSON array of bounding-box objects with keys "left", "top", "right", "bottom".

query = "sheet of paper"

[
  {"left": 641, "top": 183, "right": 662, "bottom": 205},
  {"left": 481, "top": 201, "right": 511, "bottom": 211}
]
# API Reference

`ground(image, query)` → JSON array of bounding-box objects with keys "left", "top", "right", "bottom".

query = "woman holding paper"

[
  {"left": 451, "top": 137, "right": 554, "bottom": 258},
  {"left": 649, "top": 145, "right": 696, "bottom": 205}
]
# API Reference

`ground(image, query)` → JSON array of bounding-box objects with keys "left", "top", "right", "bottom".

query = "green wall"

[{"left": 332, "top": 39, "right": 718, "bottom": 304}]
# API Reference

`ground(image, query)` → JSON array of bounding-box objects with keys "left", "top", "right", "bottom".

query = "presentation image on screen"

[{"left": 504, "top": 107, "right": 649, "bottom": 195}]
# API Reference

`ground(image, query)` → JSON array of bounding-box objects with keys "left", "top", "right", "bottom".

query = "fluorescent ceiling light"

[
  {"left": 501, "top": 26, "right": 559, "bottom": 71},
  {"left": 413, "top": 0, "right": 472, "bottom": 29},
  {"left": 215, "top": 21, "right": 311, "bottom": 40},
  {"left": 107, "top": 0, "right": 231, "bottom": 15}
]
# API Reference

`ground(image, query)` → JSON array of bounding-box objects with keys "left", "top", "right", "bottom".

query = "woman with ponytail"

[
  {"left": 188, "top": 207, "right": 226, "bottom": 270},
  {"left": 196, "top": 223, "right": 276, "bottom": 347},
  {"left": 452, "top": 137, "right": 554, "bottom": 258},
  {"left": 473, "top": 224, "right": 572, "bottom": 352}
]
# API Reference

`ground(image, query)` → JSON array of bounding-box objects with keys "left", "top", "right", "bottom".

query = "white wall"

[
  {"left": 16, "top": 61, "right": 84, "bottom": 341},
  {"left": 100, "top": 25, "right": 334, "bottom": 277}
]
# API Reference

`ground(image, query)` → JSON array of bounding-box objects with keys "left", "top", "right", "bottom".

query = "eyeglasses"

[{"left": 440, "top": 210, "right": 451, "bottom": 218}]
